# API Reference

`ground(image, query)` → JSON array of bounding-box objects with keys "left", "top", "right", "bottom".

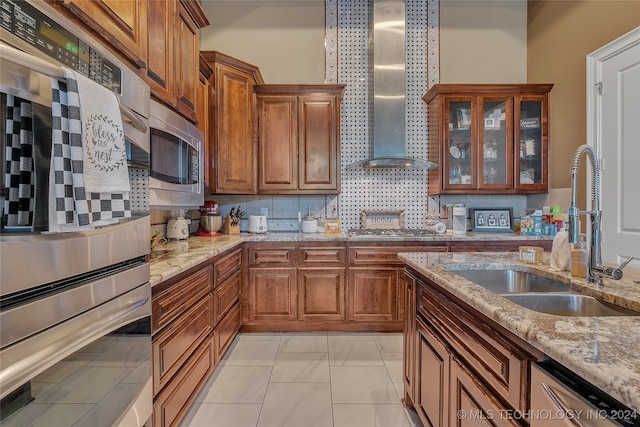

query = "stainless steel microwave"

[{"left": 148, "top": 100, "right": 204, "bottom": 209}]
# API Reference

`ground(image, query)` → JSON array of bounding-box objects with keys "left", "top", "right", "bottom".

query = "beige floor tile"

[
  {"left": 236, "top": 333, "right": 283, "bottom": 341},
  {"left": 373, "top": 333, "right": 404, "bottom": 353},
  {"left": 327, "top": 333, "right": 373, "bottom": 341},
  {"left": 381, "top": 352, "right": 403, "bottom": 383},
  {"left": 181, "top": 403, "right": 261, "bottom": 427},
  {"left": 278, "top": 334, "right": 328, "bottom": 353},
  {"left": 198, "top": 366, "right": 271, "bottom": 404},
  {"left": 270, "top": 352, "right": 330, "bottom": 383},
  {"left": 328, "top": 339, "right": 385, "bottom": 366},
  {"left": 330, "top": 366, "right": 399, "bottom": 404},
  {"left": 257, "top": 383, "right": 333, "bottom": 427},
  {"left": 333, "top": 403, "right": 411, "bottom": 427},
  {"left": 221, "top": 339, "right": 279, "bottom": 366}
]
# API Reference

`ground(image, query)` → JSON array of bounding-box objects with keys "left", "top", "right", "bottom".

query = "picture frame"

[
  {"left": 324, "top": 219, "right": 342, "bottom": 236},
  {"left": 470, "top": 207, "right": 514, "bottom": 232}
]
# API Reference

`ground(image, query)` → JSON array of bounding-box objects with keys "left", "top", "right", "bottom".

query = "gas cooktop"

[{"left": 348, "top": 228, "right": 436, "bottom": 237}]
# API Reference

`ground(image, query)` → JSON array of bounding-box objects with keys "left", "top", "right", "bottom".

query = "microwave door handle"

[
  {"left": 540, "top": 382, "right": 584, "bottom": 427},
  {"left": 1, "top": 43, "right": 147, "bottom": 133}
]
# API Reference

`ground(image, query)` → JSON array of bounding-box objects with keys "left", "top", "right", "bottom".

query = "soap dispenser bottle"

[{"left": 571, "top": 234, "right": 588, "bottom": 278}]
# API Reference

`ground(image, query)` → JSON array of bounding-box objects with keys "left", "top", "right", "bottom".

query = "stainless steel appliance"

[
  {"left": 1, "top": 1, "right": 151, "bottom": 425},
  {"left": 531, "top": 360, "right": 639, "bottom": 426},
  {"left": 149, "top": 99, "right": 204, "bottom": 209}
]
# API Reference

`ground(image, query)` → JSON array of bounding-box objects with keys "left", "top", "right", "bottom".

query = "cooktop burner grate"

[{"left": 348, "top": 228, "right": 436, "bottom": 237}]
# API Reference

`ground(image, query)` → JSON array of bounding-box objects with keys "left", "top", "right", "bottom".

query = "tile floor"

[{"left": 180, "top": 333, "right": 423, "bottom": 427}]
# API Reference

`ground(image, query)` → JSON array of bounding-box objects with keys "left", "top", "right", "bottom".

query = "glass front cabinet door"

[{"left": 424, "top": 84, "right": 553, "bottom": 195}]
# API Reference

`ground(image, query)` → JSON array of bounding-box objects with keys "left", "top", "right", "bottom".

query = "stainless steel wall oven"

[{"left": 1, "top": 1, "right": 152, "bottom": 425}]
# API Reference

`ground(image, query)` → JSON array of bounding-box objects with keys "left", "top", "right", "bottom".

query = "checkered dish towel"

[
  {"left": 49, "top": 68, "right": 131, "bottom": 231},
  {"left": 3, "top": 95, "right": 34, "bottom": 227}
]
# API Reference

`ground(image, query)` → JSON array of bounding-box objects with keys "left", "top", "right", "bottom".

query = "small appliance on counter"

[
  {"left": 248, "top": 214, "right": 268, "bottom": 234},
  {"left": 301, "top": 208, "right": 318, "bottom": 233},
  {"left": 166, "top": 216, "right": 191, "bottom": 240},
  {"left": 196, "top": 201, "right": 222, "bottom": 236}
]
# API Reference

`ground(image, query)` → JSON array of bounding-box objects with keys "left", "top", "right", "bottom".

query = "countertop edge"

[{"left": 398, "top": 251, "right": 640, "bottom": 413}]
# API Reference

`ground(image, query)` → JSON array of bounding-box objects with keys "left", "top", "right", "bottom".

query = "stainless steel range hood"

[{"left": 347, "top": 0, "right": 438, "bottom": 170}]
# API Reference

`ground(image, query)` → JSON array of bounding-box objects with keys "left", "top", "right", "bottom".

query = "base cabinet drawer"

[
  {"left": 450, "top": 356, "right": 520, "bottom": 427},
  {"left": 213, "top": 270, "right": 241, "bottom": 325},
  {"left": 152, "top": 265, "right": 213, "bottom": 333},
  {"left": 153, "top": 336, "right": 215, "bottom": 427},
  {"left": 214, "top": 301, "right": 241, "bottom": 363},
  {"left": 153, "top": 296, "right": 213, "bottom": 392}
]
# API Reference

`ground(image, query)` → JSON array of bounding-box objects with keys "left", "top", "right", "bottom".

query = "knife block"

[{"left": 223, "top": 214, "right": 240, "bottom": 235}]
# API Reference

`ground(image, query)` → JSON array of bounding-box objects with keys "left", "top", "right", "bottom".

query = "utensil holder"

[{"left": 222, "top": 214, "right": 240, "bottom": 234}]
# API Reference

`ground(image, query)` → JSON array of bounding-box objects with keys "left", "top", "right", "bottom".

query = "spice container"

[{"left": 519, "top": 246, "right": 544, "bottom": 264}]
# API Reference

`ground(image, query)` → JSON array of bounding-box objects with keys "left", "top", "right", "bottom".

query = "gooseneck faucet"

[{"left": 568, "top": 144, "right": 633, "bottom": 285}]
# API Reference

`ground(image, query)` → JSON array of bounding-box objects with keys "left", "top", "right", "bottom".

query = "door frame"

[
  {"left": 586, "top": 26, "right": 640, "bottom": 265},
  {"left": 586, "top": 26, "right": 640, "bottom": 154}
]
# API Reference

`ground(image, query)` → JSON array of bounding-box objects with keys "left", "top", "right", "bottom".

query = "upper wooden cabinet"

[
  {"left": 202, "top": 51, "right": 264, "bottom": 194},
  {"left": 255, "top": 85, "right": 345, "bottom": 195},
  {"left": 423, "top": 84, "right": 553, "bottom": 195},
  {"left": 198, "top": 55, "right": 213, "bottom": 190},
  {"left": 146, "top": 0, "right": 209, "bottom": 122},
  {"left": 49, "top": 0, "right": 148, "bottom": 69}
]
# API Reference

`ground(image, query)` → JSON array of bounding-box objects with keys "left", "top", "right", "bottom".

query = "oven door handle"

[
  {"left": 541, "top": 382, "right": 584, "bottom": 427},
  {"left": 120, "top": 102, "right": 148, "bottom": 133},
  {"left": 0, "top": 293, "right": 149, "bottom": 400},
  {"left": 0, "top": 43, "right": 147, "bottom": 134}
]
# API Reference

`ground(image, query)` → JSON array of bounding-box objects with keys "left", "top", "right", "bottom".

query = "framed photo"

[
  {"left": 324, "top": 219, "right": 342, "bottom": 236},
  {"left": 470, "top": 207, "right": 514, "bottom": 232}
]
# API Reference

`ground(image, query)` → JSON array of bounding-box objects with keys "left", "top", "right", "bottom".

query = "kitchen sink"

[
  {"left": 450, "top": 269, "right": 640, "bottom": 316},
  {"left": 501, "top": 293, "right": 640, "bottom": 317},
  {"left": 452, "top": 269, "right": 570, "bottom": 293}
]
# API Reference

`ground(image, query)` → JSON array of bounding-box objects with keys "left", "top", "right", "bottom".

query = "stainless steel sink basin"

[
  {"left": 452, "top": 269, "right": 569, "bottom": 293},
  {"left": 501, "top": 293, "right": 640, "bottom": 316}
]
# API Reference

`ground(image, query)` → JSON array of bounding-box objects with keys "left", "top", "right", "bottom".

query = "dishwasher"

[{"left": 531, "top": 360, "right": 640, "bottom": 426}]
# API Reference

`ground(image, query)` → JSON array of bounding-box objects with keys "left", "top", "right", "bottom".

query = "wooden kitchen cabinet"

[
  {"left": 423, "top": 84, "right": 553, "bottom": 195},
  {"left": 348, "top": 243, "right": 447, "bottom": 331},
  {"left": 247, "top": 267, "right": 298, "bottom": 321},
  {"left": 202, "top": 51, "right": 264, "bottom": 194},
  {"left": 402, "top": 272, "right": 417, "bottom": 408},
  {"left": 348, "top": 267, "right": 399, "bottom": 322},
  {"left": 146, "top": 0, "right": 208, "bottom": 122},
  {"left": 152, "top": 247, "right": 242, "bottom": 427},
  {"left": 450, "top": 356, "right": 521, "bottom": 427},
  {"left": 255, "top": 85, "right": 345, "bottom": 194},
  {"left": 49, "top": 0, "right": 148, "bottom": 69},
  {"left": 151, "top": 263, "right": 215, "bottom": 427},
  {"left": 212, "top": 248, "right": 242, "bottom": 362},
  {"left": 198, "top": 55, "right": 214, "bottom": 190},
  {"left": 404, "top": 268, "right": 544, "bottom": 427},
  {"left": 298, "top": 267, "right": 346, "bottom": 321},
  {"left": 243, "top": 242, "right": 353, "bottom": 331},
  {"left": 415, "top": 316, "right": 450, "bottom": 427}
]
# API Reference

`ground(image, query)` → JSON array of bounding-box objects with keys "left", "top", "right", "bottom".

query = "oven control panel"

[{"left": 0, "top": 0, "right": 122, "bottom": 94}]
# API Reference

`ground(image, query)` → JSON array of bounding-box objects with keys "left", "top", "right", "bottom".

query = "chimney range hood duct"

[{"left": 347, "top": 0, "right": 438, "bottom": 170}]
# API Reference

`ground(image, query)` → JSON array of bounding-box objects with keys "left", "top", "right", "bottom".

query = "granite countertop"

[
  {"left": 398, "top": 251, "right": 640, "bottom": 412},
  {"left": 149, "top": 231, "right": 552, "bottom": 285}
]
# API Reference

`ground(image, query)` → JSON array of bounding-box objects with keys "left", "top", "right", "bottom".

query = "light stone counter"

[
  {"left": 398, "top": 251, "right": 640, "bottom": 412},
  {"left": 149, "top": 231, "right": 552, "bottom": 286}
]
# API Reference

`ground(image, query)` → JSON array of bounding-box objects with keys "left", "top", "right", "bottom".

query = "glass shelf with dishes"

[
  {"left": 424, "top": 83, "right": 552, "bottom": 194},
  {"left": 517, "top": 99, "right": 545, "bottom": 187}
]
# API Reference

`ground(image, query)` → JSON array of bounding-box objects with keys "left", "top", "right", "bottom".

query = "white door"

[{"left": 587, "top": 27, "right": 640, "bottom": 272}]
